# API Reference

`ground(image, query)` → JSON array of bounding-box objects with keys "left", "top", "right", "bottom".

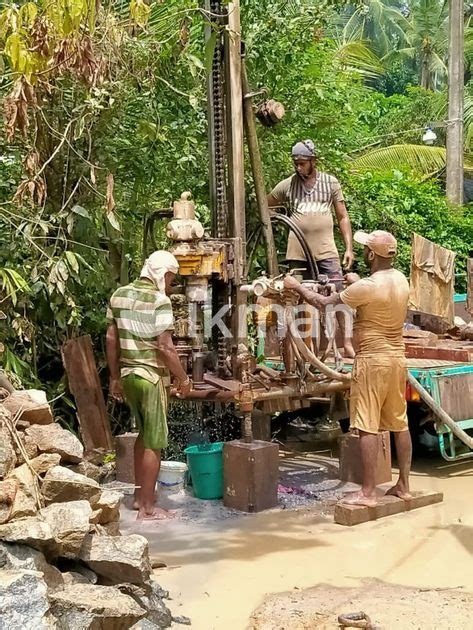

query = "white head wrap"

[{"left": 140, "top": 250, "right": 179, "bottom": 292}]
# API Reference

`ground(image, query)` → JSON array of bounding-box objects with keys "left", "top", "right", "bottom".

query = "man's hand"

[
  {"left": 345, "top": 272, "right": 361, "bottom": 286},
  {"left": 109, "top": 378, "right": 124, "bottom": 403},
  {"left": 342, "top": 249, "right": 355, "bottom": 270},
  {"left": 283, "top": 275, "right": 301, "bottom": 292},
  {"left": 176, "top": 377, "right": 192, "bottom": 398}
]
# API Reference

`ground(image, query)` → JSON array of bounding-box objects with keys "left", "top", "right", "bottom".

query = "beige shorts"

[{"left": 350, "top": 356, "right": 408, "bottom": 434}]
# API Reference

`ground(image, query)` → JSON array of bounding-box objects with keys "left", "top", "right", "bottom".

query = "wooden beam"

[
  {"left": 225, "top": 1, "right": 248, "bottom": 349},
  {"left": 61, "top": 335, "right": 113, "bottom": 454},
  {"left": 241, "top": 58, "right": 279, "bottom": 276},
  {"left": 334, "top": 491, "right": 443, "bottom": 526}
]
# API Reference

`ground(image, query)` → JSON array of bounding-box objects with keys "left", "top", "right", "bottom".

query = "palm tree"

[
  {"left": 397, "top": 0, "right": 448, "bottom": 91},
  {"left": 337, "top": 0, "right": 412, "bottom": 58}
]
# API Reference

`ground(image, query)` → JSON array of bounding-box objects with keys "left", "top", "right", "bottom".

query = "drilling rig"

[{"left": 156, "top": 1, "right": 351, "bottom": 511}]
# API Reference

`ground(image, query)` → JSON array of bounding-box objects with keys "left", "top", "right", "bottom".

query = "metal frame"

[
  {"left": 409, "top": 365, "right": 473, "bottom": 461},
  {"left": 264, "top": 359, "right": 473, "bottom": 462}
]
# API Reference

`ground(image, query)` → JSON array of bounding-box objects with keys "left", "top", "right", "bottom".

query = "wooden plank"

[
  {"left": 61, "top": 335, "right": 113, "bottom": 454},
  {"left": 334, "top": 491, "right": 443, "bottom": 526},
  {"left": 203, "top": 374, "right": 241, "bottom": 392},
  {"left": 405, "top": 345, "right": 472, "bottom": 362},
  {"left": 438, "top": 373, "right": 473, "bottom": 421}
]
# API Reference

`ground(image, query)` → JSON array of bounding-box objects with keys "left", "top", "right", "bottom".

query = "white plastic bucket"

[{"left": 157, "top": 461, "right": 188, "bottom": 495}]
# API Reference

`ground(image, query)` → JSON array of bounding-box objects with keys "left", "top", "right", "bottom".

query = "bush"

[{"left": 344, "top": 171, "right": 473, "bottom": 290}]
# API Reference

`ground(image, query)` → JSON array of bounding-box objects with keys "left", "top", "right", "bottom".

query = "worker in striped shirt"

[
  {"left": 268, "top": 139, "right": 355, "bottom": 358},
  {"left": 106, "top": 250, "right": 191, "bottom": 520}
]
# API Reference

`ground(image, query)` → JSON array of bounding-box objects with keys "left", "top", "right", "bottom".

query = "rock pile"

[{"left": 0, "top": 393, "right": 185, "bottom": 629}]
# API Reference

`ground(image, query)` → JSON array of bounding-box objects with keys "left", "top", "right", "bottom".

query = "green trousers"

[{"left": 122, "top": 374, "right": 169, "bottom": 450}]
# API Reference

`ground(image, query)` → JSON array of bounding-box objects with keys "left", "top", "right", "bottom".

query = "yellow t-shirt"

[
  {"left": 269, "top": 171, "right": 344, "bottom": 261},
  {"left": 340, "top": 269, "right": 409, "bottom": 356}
]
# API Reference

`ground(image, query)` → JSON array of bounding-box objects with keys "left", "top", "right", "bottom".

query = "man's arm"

[
  {"left": 334, "top": 199, "right": 354, "bottom": 270},
  {"left": 283, "top": 275, "right": 341, "bottom": 308},
  {"left": 267, "top": 192, "right": 282, "bottom": 217},
  {"left": 157, "top": 330, "right": 191, "bottom": 396},
  {"left": 106, "top": 322, "right": 123, "bottom": 402}
]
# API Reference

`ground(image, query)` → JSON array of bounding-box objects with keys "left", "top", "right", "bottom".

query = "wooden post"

[
  {"left": 225, "top": 1, "right": 248, "bottom": 348},
  {"left": 241, "top": 58, "right": 279, "bottom": 277},
  {"left": 467, "top": 258, "right": 473, "bottom": 315},
  {"left": 61, "top": 335, "right": 113, "bottom": 454}
]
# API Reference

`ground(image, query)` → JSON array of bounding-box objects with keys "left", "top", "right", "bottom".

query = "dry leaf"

[
  {"left": 106, "top": 172, "right": 115, "bottom": 213},
  {"left": 23, "top": 150, "right": 40, "bottom": 177}
]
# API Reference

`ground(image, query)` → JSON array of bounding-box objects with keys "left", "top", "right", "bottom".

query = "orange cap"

[{"left": 354, "top": 230, "right": 397, "bottom": 258}]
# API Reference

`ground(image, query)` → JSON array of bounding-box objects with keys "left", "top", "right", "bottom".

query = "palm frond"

[
  {"left": 333, "top": 40, "right": 385, "bottom": 80},
  {"left": 350, "top": 144, "right": 473, "bottom": 177}
]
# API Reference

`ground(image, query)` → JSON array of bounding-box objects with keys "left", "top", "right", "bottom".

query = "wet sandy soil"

[{"left": 120, "top": 451, "right": 473, "bottom": 629}]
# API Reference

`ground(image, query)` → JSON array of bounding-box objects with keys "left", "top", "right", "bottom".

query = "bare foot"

[
  {"left": 340, "top": 491, "right": 377, "bottom": 507},
  {"left": 133, "top": 492, "right": 157, "bottom": 510},
  {"left": 385, "top": 485, "right": 412, "bottom": 500},
  {"left": 137, "top": 506, "right": 176, "bottom": 521}
]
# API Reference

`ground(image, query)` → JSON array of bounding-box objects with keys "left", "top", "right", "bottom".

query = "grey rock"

[
  {"left": 61, "top": 571, "right": 90, "bottom": 586},
  {"left": 15, "top": 432, "right": 39, "bottom": 464},
  {"left": 2, "top": 389, "right": 53, "bottom": 425},
  {"left": 0, "top": 541, "right": 63, "bottom": 591},
  {"left": 0, "top": 569, "right": 51, "bottom": 629},
  {"left": 139, "top": 590, "right": 172, "bottom": 628},
  {"left": 0, "top": 501, "right": 92, "bottom": 558},
  {"left": 40, "top": 500, "right": 92, "bottom": 558},
  {"left": 7, "top": 463, "right": 39, "bottom": 519},
  {"left": 0, "top": 515, "right": 54, "bottom": 553},
  {"left": 68, "top": 461, "right": 102, "bottom": 482},
  {"left": 125, "top": 581, "right": 173, "bottom": 629},
  {"left": 0, "top": 478, "right": 18, "bottom": 524},
  {"left": 149, "top": 581, "right": 169, "bottom": 600},
  {"left": 56, "top": 560, "right": 98, "bottom": 584},
  {"left": 41, "top": 466, "right": 101, "bottom": 505},
  {"left": 172, "top": 616, "right": 192, "bottom": 626},
  {"left": 130, "top": 620, "right": 162, "bottom": 630},
  {"left": 91, "top": 521, "right": 121, "bottom": 536},
  {"left": 50, "top": 584, "right": 146, "bottom": 629},
  {"left": 99, "top": 461, "right": 116, "bottom": 484},
  {"left": 25, "top": 424, "right": 83, "bottom": 463},
  {"left": 0, "top": 423, "right": 16, "bottom": 479},
  {"left": 79, "top": 533, "right": 151, "bottom": 585},
  {"left": 28, "top": 453, "right": 62, "bottom": 475},
  {"left": 92, "top": 489, "right": 122, "bottom": 523}
]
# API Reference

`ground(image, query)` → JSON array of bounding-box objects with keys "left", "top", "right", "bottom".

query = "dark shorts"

[{"left": 287, "top": 258, "right": 344, "bottom": 289}]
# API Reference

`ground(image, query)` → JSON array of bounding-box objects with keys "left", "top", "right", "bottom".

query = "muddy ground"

[
  {"left": 120, "top": 440, "right": 473, "bottom": 630},
  {"left": 249, "top": 579, "right": 472, "bottom": 629}
]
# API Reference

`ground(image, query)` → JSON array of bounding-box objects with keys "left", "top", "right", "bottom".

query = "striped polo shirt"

[
  {"left": 106, "top": 279, "right": 174, "bottom": 385},
  {"left": 270, "top": 171, "right": 344, "bottom": 261}
]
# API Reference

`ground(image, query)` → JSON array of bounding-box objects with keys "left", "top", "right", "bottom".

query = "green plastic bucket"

[{"left": 184, "top": 442, "right": 224, "bottom": 500}]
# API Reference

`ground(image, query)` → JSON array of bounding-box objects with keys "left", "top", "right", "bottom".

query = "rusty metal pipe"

[
  {"left": 285, "top": 309, "right": 351, "bottom": 382},
  {"left": 252, "top": 380, "right": 348, "bottom": 402}
]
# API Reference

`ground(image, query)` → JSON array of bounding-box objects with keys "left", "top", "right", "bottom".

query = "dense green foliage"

[{"left": 0, "top": 0, "right": 472, "bottom": 429}]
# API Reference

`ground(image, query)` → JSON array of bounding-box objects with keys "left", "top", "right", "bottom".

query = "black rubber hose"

[{"left": 270, "top": 214, "right": 319, "bottom": 280}]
